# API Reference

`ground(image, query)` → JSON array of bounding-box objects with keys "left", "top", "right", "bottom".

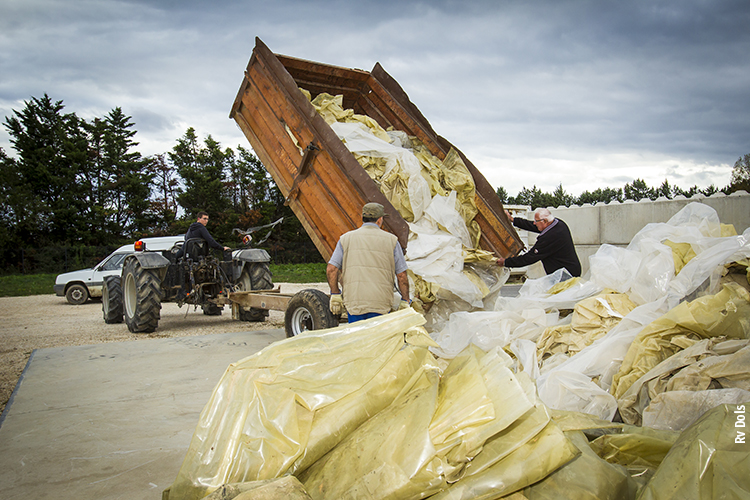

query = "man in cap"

[{"left": 326, "top": 202, "right": 410, "bottom": 323}]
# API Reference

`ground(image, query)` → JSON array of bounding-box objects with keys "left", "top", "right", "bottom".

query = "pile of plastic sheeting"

[
  {"left": 164, "top": 307, "right": 749, "bottom": 499},
  {"left": 304, "top": 91, "right": 503, "bottom": 311},
  {"left": 164, "top": 309, "right": 582, "bottom": 500}
]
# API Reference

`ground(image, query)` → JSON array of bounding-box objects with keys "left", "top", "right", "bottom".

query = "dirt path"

[{"left": 0, "top": 283, "right": 328, "bottom": 416}]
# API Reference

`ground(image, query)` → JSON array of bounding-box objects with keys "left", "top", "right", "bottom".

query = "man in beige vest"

[{"left": 326, "top": 202, "right": 410, "bottom": 323}]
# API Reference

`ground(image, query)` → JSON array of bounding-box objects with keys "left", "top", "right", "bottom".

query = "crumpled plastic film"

[
  {"left": 587, "top": 425, "right": 679, "bottom": 474},
  {"left": 201, "top": 476, "right": 312, "bottom": 500},
  {"left": 439, "top": 147, "right": 481, "bottom": 249},
  {"left": 643, "top": 388, "right": 750, "bottom": 431},
  {"left": 535, "top": 297, "right": 670, "bottom": 418},
  {"left": 428, "top": 421, "right": 579, "bottom": 500},
  {"left": 636, "top": 402, "right": 750, "bottom": 500},
  {"left": 299, "top": 365, "right": 445, "bottom": 500},
  {"left": 430, "top": 309, "right": 552, "bottom": 360},
  {"left": 618, "top": 338, "right": 750, "bottom": 427},
  {"left": 611, "top": 283, "right": 750, "bottom": 404},
  {"left": 537, "top": 370, "right": 619, "bottom": 421},
  {"left": 164, "top": 309, "right": 429, "bottom": 500},
  {"left": 407, "top": 218, "right": 485, "bottom": 307},
  {"left": 536, "top": 292, "right": 637, "bottom": 362},
  {"left": 300, "top": 345, "right": 544, "bottom": 500},
  {"left": 330, "top": 121, "right": 432, "bottom": 222},
  {"left": 663, "top": 239, "right": 697, "bottom": 275},
  {"left": 519, "top": 430, "right": 639, "bottom": 500},
  {"left": 307, "top": 91, "right": 390, "bottom": 143}
]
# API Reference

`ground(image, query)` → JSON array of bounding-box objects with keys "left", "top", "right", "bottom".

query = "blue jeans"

[{"left": 347, "top": 312, "right": 382, "bottom": 323}]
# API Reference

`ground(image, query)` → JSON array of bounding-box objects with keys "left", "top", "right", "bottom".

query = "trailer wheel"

[
  {"left": 102, "top": 276, "right": 123, "bottom": 324},
  {"left": 123, "top": 258, "right": 162, "bottom": 333},
  {"left": 236, "top": 263, "right": 273, "bottom": 322},
  {"left": 284, "top": 289, "right": 338, "bottom": 337},
  {"left": 66, "top": 284, "right": 89, "bottom": 305}
]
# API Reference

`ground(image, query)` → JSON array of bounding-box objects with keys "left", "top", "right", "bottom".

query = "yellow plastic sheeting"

[
  {"left": 611, "top": 283, "right": 750, "bottom": 402},
  {"left": 299, "top": 366, "right": 445, "bottom": 499},
  {"left": 587, "top": 426, "right": 679, "bottom": 472},
  {"left": 300, "top": 345, "right": 538, "bottom": 500},
  {"left": 637, "top": 403, "right": 750, "bottom": 500},
  {"left": 618, "top": 337, "right": 750, "bottom": 425},
  {"left": 536, "top": 292, "right": 637, "bottom": 361},
  {"left": 306, "top": 91, "right": 481, "bottom": 248},
  {"left": 548, "top": 409, "right": 624, "bottom": 433},
  {"left": 410, "top": 140, "right": 479, "bottom": 248},
  {"left": 201, "top": 476, "right": 312, "bottom": 500},
  {"left": 305, "top": 91, "right": 391, "bottom": 143},
  {"left": 663, "top": 240, "right": 697, "bottom": 275},
  {"left": 518, "top": 431, "right": 639, "bottom": 500},
  {"left": 428, "top": 421, "right": 579, "bottom": 500},
  {"left": 546, "top": 277, "right": 582, "bottom": 296},
  {"left": 164, "top": 309, "right": 430, "bottom": 500}
]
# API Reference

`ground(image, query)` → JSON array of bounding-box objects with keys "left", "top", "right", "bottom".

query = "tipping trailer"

[{"left": 228, "top": 37, "right": 524, "bottom": 335}]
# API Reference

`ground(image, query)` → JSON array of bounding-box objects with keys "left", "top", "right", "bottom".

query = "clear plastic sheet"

[
  {"left": 637, "top": 403, "right": 750, "bottom": 500},
  {"left": 406, "top": 216, "right": 485, "bottom": 307},
  {"left": 164, "top": 309, "right": 431, "bottom": 500}
]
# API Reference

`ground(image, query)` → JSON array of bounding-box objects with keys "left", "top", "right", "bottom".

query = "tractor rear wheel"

[
  {"left": 122, "top": 258, "right": 162, "bottom": 333},
  {"left": 236, "top": 263, "right": 273, "bottom": 322},
  {"left": 102, "top": 276, "right": 123, "bottom": 324}
]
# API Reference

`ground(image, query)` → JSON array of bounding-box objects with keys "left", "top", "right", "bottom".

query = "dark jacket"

[
  {"left": 185, "top": 222, "right": 224, "bottom": 250},
  {"left": 505, "top": 217, "right": 582, "bottom": 277}
]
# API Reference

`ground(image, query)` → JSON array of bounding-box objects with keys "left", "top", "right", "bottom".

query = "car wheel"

[
  {"left": 123, "top": 258, "right": 162, "bottom": 333},
  {"left": 65, "top": 284, "right": 89, "bottom": 305},
  {"left": 102, "top": 276, "right": 123, "bottom": 324},
  {"left": 284, "top": 289, "right": 338, "bottom": 337},
  {"left": 236, "top": 263, "right": 273, "bottom": 322}
]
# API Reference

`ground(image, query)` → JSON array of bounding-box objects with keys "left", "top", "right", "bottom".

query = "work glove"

[
  {"left": 329, "top": 293, "right": 343, "bottom": 315},
  {"left": 398, "top": 299, "right": 410, "bottom": 311}
]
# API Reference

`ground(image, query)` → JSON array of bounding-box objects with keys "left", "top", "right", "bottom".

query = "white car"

[{"left": 54, "top": 236, "right": 185, "bottom": 305}]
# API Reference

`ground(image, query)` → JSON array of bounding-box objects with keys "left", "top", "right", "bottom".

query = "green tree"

[
  {"left": 624, "top": 178, "right": 655, "bottom": 201},
  {"left": 98, "top": 107, "right": 153, "bottom": 237},
  {"left": 728, "top": 154, "right": 750, "bottom": 193},
  {"left": 495, "top": 186, "right": 509, "bottom": 204},
  {"left": 551, "top": 183, "right": 574, "bottom": 208},
  {"left": 514, "top": 186, "right": 555, "bottom": 209},
  {"left": 576, "top": 187, "right": 623, "bottom": 205},
  {"left": 148, "top": 153, "right": 181, "bottom": 233},
  {"left": 656, "top": 179, "right": 674, "bottom": 199},
  {"left": 170, "top": 128, "right": 231, "bottom": 218},
  {"left": 3, "top": 94, "right": 90, "bottom": 245}
]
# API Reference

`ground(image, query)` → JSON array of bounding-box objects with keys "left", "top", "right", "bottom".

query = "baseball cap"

[{"left": 362, "top": 202, "right": 387, "bottom": 218}]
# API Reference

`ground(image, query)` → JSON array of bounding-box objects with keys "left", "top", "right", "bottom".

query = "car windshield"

[{"left": 99, "top": 253, "right": 127, "bottom": 271}]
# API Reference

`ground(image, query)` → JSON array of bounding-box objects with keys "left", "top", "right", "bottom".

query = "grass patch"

[
  {"left": 0, "top": 263, "right": 327, "bottom": 297},
  {"left": 270, "top": 262, "right": 327, "bottom": 283},
  {"left": 0, "top": 273, "right": 57, "bottom": 297}
]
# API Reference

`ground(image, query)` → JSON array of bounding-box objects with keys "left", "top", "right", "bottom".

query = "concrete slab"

[{"left": 0, "top": 329, "right": 286, "bottom": 500}]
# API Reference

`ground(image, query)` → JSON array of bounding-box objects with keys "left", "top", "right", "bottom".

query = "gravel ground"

[{"left": 0, "top": 283, "right": 328, "bottom": 417}]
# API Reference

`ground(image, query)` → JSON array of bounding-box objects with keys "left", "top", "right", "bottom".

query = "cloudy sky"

[{"left": 1, "top": 0, "right": 748, "bottom": 198}]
